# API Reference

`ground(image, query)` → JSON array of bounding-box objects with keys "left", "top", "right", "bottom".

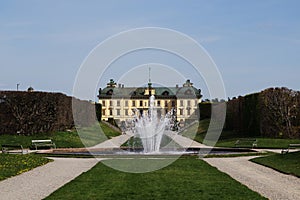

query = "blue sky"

[{"left": 1, "top": 0, "right": 300, "bottom": 100}]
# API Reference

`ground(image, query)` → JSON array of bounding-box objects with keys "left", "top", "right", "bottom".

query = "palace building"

[{"left": 98, "top": 79, "right": 202, "bottom": 127}]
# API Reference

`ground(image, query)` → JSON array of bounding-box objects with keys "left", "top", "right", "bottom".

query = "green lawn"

[
  {"left": 0, "top": 122, "right": 121, "bottom": 148},
  {"left": 46, "top": 156, "right": 265, "bottom": 200},
  {"left": 122, "top": 135, "right": 181, "bottom": 149},
  {"left": 181, "top": 119, "right": 209, "bottom": 143},
  {"left": 251, "top": 151, "right": 300, "bottom": 177},
  {"left": 181, "top": 119, "right": 300, "bottom": 149},
  {"left": 0, "top": 154, "right": 51, "bottom": 181}
]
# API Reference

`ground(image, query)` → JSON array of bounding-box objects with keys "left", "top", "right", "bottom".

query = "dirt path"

[
  {"left": 203, "top": 156, "right": 300, "bottom": 200},
  {"left": 0, "top": 157, "right": 100, "bottom": 200}
]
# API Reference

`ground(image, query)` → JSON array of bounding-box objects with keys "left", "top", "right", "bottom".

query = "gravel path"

[
  {"left": 164, "top": 130, "right": 207, "bottom": 148},
  {"left": 203, "top": 156, "right": 300, "bottom": 200},
  {"left": 0, "top": 157, "right": 100, "bottom": 200},
  {"left": 91, "top": 132, "right": 133, "bottom": 148}
]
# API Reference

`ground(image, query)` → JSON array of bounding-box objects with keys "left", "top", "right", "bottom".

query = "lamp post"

[{"left": 17, "top": 83, "right": 20, "bottom": 91}]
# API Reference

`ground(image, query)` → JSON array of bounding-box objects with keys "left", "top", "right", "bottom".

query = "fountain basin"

[{"left": 37, "top": 147, "right": 257, "bottom": 156}]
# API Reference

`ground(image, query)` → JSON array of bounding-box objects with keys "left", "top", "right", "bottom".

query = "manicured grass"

[
  {"left": 251, "top": 151, "right": 300, "bottom": 177},
  {"left": 0, "top": 154, "right": 51, "bottom": 181},
  {"left": 122, "top": 135, "right": 180, "bottom": 149},
  {"left": 181, "top": 119, "right": 300, "bottom": 149},
  {"left": 121, "top": 136, "right": 143, "bottom": 148},
  {"left": 0, "top": 122, "right": 121, "bottom": 148},
  {"left": 181, "top": 119, "right": 209, "bottom": 143},
  {"left": 76, "top": 122, "right": 121, "bottom": 147},
  {"left": 0, "top": 131, "right": 85, "bottom": 149},
  {"left": 99, "top": 122, "right": 122, "bottom": 138},
  {"left": 46, "top": 156, "right": 265, "bottom": 200}
]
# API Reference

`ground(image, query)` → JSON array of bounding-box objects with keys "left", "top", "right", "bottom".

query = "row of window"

[
  {"left": 102, "top": 100, "right": 198, "bottom": 107},
  {"left": 103, "top": 108, "right": 196, "bottom": 116},
  {"left": 178, "top": 108, "right": 195, "bottom": 116}
]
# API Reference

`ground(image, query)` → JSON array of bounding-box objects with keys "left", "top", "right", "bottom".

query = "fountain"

[
  {"left": 132, "top": 95, "right": 174, "bottom": 153},
  {"left": 42, "top": 94, "right": 255, "bottom": 160}
]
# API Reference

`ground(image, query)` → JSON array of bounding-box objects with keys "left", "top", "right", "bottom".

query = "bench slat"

[
  {"left": 31, "top": 139, "right": 56, "bottom": 150},
  {"left": 32, "top": 140, "right": 52, "bottom": 143},
  {"left": 289, "top": 144, "right": 300, "bottom": 147}
]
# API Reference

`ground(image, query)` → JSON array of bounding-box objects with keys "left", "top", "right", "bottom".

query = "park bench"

[
  {"left": 235, "top": 138, "right": 257, "bottom": 148},
  {"left": 1, "top": 144, "right": 26, "bottom": 154},
  {"left": 281, "top": 144, "right": 300, "bottom": 154},
  {"left": 31, "top": 139, "right": 56, "bottom": 150}
]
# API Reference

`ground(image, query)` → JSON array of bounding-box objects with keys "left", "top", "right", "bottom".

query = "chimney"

[
  {"left": 118, "top": 84, "right": 121, "bottom": 88},
  {"left": 176, "top": 84, "right": 178, "bottom": 88},
  {"left": 122, "top": 84, "right": 124, "bottom": 88}
]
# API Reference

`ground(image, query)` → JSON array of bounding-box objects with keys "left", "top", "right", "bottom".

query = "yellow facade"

[{"left": 98, "top": 79, "right": 202, "bottom": 127}]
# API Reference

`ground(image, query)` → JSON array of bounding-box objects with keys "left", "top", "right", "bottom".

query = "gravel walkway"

[
  {"left": 91, "top": 132, "right": 133, "bottom": 149},
  {"left": 164, "top": 130, "right": 207, "bottom": 148},
  {"left": 0, "top": 157, "right": 100, "bottom": 200},
  {"left": 204, "top": 156, "right": 300, "bottom": 200}
]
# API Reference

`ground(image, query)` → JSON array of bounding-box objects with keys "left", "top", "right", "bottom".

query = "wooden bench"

[
  {"left": 1, "top": 144, "right": 26, "bottom": 154},
  {"left": 235, "top": 138, "right": 257, "bottom": 148},
  {"left": 31, "top": 139, "right": 56, "bottom": 150},
  {"left": 281, "top": 144, "right": 300, "bottom": 154}
]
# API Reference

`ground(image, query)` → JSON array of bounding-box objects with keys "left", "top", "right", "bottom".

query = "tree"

[{"left": 261, "top": 87, "right": 299, "bottom": 138}]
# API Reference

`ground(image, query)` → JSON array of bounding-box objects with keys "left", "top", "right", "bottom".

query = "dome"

[{"left": 27, "top": 86, "right": 34, "bottom": 92}]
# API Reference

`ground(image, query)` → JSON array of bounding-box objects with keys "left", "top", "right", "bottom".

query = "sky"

[{"left": 1, "top": 0, "right": 300, "bottom": 100}]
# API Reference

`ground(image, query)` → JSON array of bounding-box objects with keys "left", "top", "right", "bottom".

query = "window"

[
  {"left": 109, "top": 109, "right": 113, "bottom": 115},
  {"left": 125, "top": 100, "right": 128, "bottom": 107},
  {"left": 172, "top": 101, "right": 175, "bottom": 107},
  {"left": 187, "top": 100, "right": 191, "bottom": 106},
  {"left": 102, "top": 109, "right": 105, "bottom": 115},
  {"left": 116, "top": 109, "right": 120, "bottom": 115},
  {"left": 157, "top": 100, "right": 160, "bottom": 106},
  {"left": 179, "top": 109, "right": 183, "bottom": 115},
  {"left": 140, "top": 101, "right": 143, "bottom": 107},
  {"left": 102, "top": 101, "right": 106, "bottom": 106},
  {"left": 164, "top": 101, "right": 168, "bottom": 107},
  {"left": 180, "top": 100, "right": 183, "bottom": 107},
  {"left": 106, "top": 89, "right": 113, "bottom": 95},
  {"left": 187, "top": 108, "right": 191, "bottom": 115},
  {"left": 117, "top": 100, "right": 120, "bottom": 106},
  {"left": 109, "top": 100, "right": 113, "bottom": 106},
  {"left": 132, "top": 101, "right": 136, "bottom": 107},
  {"left": 162, "top": 91, "right": 169, "bottom": 96},
  {"left": 125, "top": 109, "right": 128, "bottom": 115}
]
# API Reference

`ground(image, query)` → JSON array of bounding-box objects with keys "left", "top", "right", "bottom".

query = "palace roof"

[{"left": 98, "top": 79, "right": 202, "bottom": 99}]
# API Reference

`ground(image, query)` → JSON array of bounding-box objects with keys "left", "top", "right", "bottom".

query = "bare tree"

[{"left": 261, "top": 87, "right": 299, "bottom": 138}]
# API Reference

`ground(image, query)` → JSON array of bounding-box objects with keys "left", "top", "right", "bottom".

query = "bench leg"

[{"left": 281, "top": 149, "right": 289, "bottom": 154}]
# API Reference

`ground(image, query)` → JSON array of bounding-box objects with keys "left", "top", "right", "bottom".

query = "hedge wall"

[{"left": 0, "top": 91, "right": 98, "bottom": 135}]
